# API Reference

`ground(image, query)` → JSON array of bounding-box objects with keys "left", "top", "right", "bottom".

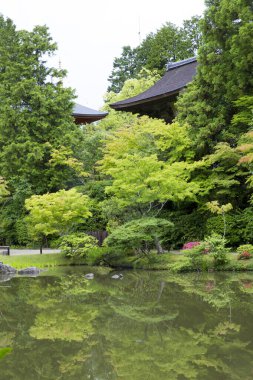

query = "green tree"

[
  {"left": 0, "top": 16, "right": 84, "bottom": 243},
  {"left": 25, "top": 189, "right": 92, "bottom": 250},
  {"left": 232, "top": 95, "right": 253, "bottom": 129},
  {"left": 206, "top": 201, "right": 233, "bottom": 238},
  {"left": 105, "top": 217, "right": 173, "bottom": 254},
  {"left": 107, "top": 45, "right": 138, "bottom": 93},
  {"left": 176, "top": 0, "right": 253, "bottom": 155},
  {"left": 182, "top": 15, "right": 203, "bottom": 54},
  {"left": 0, "top": 177, "right": 9, "bottom": 200},
  {"left": 99, "top": 117, "right": 201, "bottom": 210},
  {"left": 0, "top": 17, "right": 82, "bottom": 190},
  {"left": 98, "top": 116, "right": 203, "bottom": 251},
  {"left": 107, "top": 17, "right": 202, "bottom": 92},
  {"left": 136, "top": 22, "right": 187, "bottom": 73}
]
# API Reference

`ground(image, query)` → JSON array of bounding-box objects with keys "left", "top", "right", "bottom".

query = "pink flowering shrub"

[
  {"left": 237, "top": 251, "right": 252, "bottom": 260},
  {"left": 182, "top": 241, "right": 200, "bottom": 250}
]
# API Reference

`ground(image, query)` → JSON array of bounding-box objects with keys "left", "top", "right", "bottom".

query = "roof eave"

[
  {"left": 110, "top": 88, "right": 183, "bottom": 110},
  {"left": 73, "top": 112, "right": 108, "bottom": 118},
  {"left": 73, "top": 113, "right": 108, "bottom": 125}
]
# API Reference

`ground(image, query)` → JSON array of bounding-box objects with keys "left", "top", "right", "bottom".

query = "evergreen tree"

[
  {"left": 107, "top": 46, "right": 138, "bottom": 93},
  {"left": 0, "top": 16, "right": 84, "bottom": 243},
  {"left": 176, "top": 0, "right": 253, "bottom": 156},
  {"left": 107, "top": 17, "right": 202, "bottom": 93},
  {"left": 0, "top": 17, "right": 83, "bottom": 192},
  {"left": 182, "top": 15, "right": 202, "bottom": 54},
  {"left": 136, "top": 19, "right": 201, "bottom": 73}
]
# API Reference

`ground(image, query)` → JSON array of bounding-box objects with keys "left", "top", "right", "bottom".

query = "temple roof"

[
  {"left": 110, "top": 57, "right": 197, "bottom": 112},
  {"left": 73, "top": 103, "right": 108, "bottom": 124}
]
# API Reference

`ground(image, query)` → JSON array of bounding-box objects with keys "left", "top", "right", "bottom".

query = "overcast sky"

[{"left": 0, "top": 0, "right": 205, "bottom": 110}]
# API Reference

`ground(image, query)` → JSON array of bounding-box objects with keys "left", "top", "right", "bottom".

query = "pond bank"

[
  {"left": 1, "top": 250, "right": 253, "bottom": 272},
  {"left": 0, "top": 248, "right": 61, "bottom": 255}
]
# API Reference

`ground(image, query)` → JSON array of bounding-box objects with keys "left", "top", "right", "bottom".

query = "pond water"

[{"left": 0, "top": 267, "right": 253, "bottom": 380}]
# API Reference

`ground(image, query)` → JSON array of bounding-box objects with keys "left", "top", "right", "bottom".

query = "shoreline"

[{"left": 1, "top": 251, "right": 253, "bottom": 273}]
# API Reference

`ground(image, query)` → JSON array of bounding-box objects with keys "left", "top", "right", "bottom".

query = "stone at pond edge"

[
  {"left": 0, "top": 273, "right": 15, "bottom": 282},
  {"left": 84, "top": 273, "right": 94, "bottom": 280},
  {"left": 111, "top": 274, "right": 123, "bottom": 280},
  {"left": 18, "top": 267, "right": 42, "bottom": 275},
  {"left": 0, "top": 262, "right": 17, "bottom": 274}
]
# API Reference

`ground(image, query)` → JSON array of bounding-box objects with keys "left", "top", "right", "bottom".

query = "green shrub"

[
  {"left": 101, "top": 248, "right": 135, "bottom": 266},
  {"left": 185, "top": 242, "right": 209, "bottom": 270},
  {"left": 206, "top": 208, "right": 253, "bottom": 247},
  {"left": 59, "top": 233, "right": 98, "bottom": 258},
  {"left": 85, "top": 247, "right": 110, "bottom": 265},
  {"left": 169, "top": 257, "right": 192, "bottom": 273},
  {"left": 205, "top": 213, "right": 240, "bottom": 246},
  {"left": 104, "top": 217, "right": 173, "bottom": 254},
  {"left": 204, "top": 233, "right": 230, "bottom": 267},
  {"left": 237, "top": 208, "right": 253, "bottom": 244},
  {"left": 164, "top": 209, "right": 206, "bottom": 249},
  {"left": 237, "top": 244, "right": 253, "bottom": 255},
  {"left": 237, "top": 251, "right": 252, "bottom": 260}
]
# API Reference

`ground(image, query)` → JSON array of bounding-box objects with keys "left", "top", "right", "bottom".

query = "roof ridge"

[{"left": 166, "top": 56, "right": 196, "bottom": 71}]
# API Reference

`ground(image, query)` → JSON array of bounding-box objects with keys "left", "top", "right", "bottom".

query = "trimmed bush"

[
  {"left": 59, "top": 233, "right": 98, "bottom": 258},
  {"left": 237, "top": 244, "right": 253, "bottom": 255},
  {"left": 205, "top": 233, "right": 230, "bottom": 267}
]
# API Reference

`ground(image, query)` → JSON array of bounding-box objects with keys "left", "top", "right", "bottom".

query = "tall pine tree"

[
  {"left": 0, "top": 16, "right": 84, "bottom": 243},
  {"left": 176, "top": 0, "right": 253, "bottom": 156}
]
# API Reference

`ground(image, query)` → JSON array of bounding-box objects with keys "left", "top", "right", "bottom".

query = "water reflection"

[{"left": 0, "top": 269, "right": 253, "bottom": 379}]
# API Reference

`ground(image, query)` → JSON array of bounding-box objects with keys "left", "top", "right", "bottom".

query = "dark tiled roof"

[
  {"left": 110, "top": 57, "right": 197, "bottom": 110},
  {"left": 73, "top": 103, "right": 108, "bottom": 117},
  {"left": 72, "top": 103, "right": 108, "bottom": 124},
  {"left": 165, "top": 56, "right": 196, "bottom": 71}
]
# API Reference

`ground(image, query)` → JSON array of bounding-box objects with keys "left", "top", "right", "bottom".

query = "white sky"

[{"left": 0, "top": 0, "right": 205, "bottom": 110}]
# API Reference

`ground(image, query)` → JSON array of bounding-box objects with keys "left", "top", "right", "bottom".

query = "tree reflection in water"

[{"left": 0, "top": 269, "right": 253, "bottom": 379}]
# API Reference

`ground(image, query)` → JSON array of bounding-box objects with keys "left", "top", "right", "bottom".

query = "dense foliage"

[
  {"left": 176, "top": 0, "right": 253, "bottom": 154},
  {"left": 0, "top": 16, "right": 86, "bottom": 244},
  {"left": 0, "top": 0, "right": 253, "bottom": 258},
  {"left": 103, "top": 0, "right": 253, "bottom": 254},
  {"left": 107, "top": 16, "right": 202, "bottom": 93}
]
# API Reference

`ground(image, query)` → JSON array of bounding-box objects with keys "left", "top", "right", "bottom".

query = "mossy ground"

[
  {"left": 1, "top": 250, "right": 253, "bottom": 272},
  {"left": 0, "top": 253, "right": 87, "bottom": 270}
]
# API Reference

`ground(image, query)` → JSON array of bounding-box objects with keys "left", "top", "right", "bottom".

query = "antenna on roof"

[{"left": 138, "top": 15, "right": 141, "bottom": 43}]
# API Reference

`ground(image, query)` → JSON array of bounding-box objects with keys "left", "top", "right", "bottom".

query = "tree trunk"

[
  {"left": 222, "top": 211, "right": 226, "bottom": 239},
  {"left": 154, "top": 237, "right": 164, "bottom": 254},
  {"left": 157, "top": 281, "right": 165, "bottom": 301}
]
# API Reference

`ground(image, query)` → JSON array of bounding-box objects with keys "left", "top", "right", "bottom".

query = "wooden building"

[
  {"left": 73, "top": 103, "right": 108, "bottom": 124},
  {"left": 110, "top": 57, "right": 197, "bottom": 122}
]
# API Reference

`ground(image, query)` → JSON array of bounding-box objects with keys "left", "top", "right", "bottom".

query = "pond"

[{"left": 0, "top": 267, "right": 253, "bottom": 379}]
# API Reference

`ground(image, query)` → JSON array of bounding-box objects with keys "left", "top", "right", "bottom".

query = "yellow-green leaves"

[
  {"left": 206, "top": 201, "right": 233, "bottom": 238},
  {"left": 49, "top": 146, "right": 89, "bottom": 180},
  {"left": 206, "top": 201, "right": 233, "bottom": 215},
  {"left": 99, "top": 116, "right": 201, "bottom": 210},
  {"left": 25, "top": 189, "right": 92, "bottom": 239},
  {"left": 0, "top": 176, "right": 9, "bottom": 200}
]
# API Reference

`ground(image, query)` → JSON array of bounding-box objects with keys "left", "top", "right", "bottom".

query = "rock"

[
  {"left": 111, "top": 273, "right": 123, "bottom": 280},
  {"left": 18, "top": 267, "right": 41, "bottom": 276},
  {"left": 0, "top": 262, "right": 17, "bottom": 274},
  {"left": 0, "top": 274, "right": 15, "bottom": 282},
  {"left": 84, "top": 273, "right": 94, "bottom": 280}
]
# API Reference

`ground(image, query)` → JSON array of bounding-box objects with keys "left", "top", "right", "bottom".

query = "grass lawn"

[
  {"left": 0, "top": 253, "right": 87, "bottom": 269},
  {"left": 1, "top": 250, "right": 253, "bottom": 272}
]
